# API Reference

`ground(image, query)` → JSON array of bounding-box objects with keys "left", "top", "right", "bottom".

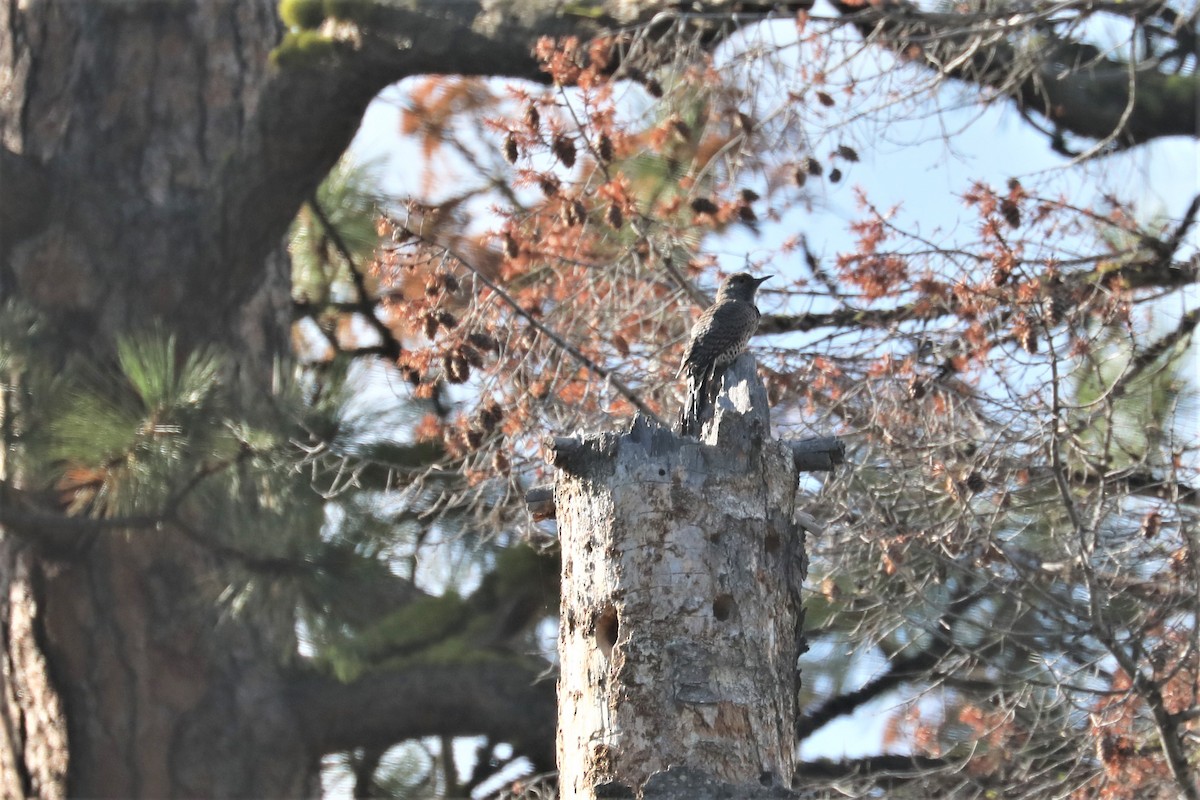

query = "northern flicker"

[{"left": 677, "top": 272, "right": 770, "bottom": 437}]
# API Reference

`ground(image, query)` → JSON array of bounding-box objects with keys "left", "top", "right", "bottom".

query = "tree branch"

[
  {"left": 0, "top": 492, "right": 156, "bottom": 558},
  {"left": 796, "top": 645, "right": 942, "bottom": 741},
  {"left": 797, "top": 754, "right": 958, "bottom": 780},
  {"left": 306, "top": 194, "right": 404, "bottom": 361},
  {"left": 798, "top": 585, "right": 985, "bottom": 740},
  {"left": 288, "top": 660, "right": 557, "bottom": 771},
  {"left": 759, "top": 301, "right": 949, "bottom": 335},
  {"left": 231, "top": 0, "right": 817, "bottom": 309},
  {"left": 830, "top": 0, "right": 1198, "bottom": 150},
  {"left": 1120, "top": 306, "right": 1200, "bottom": 394},
  {"left": 0, "top": 468, "right": 328, "bottom": 574},
  {"left": 759, "top": 245, "right": 1198, "bottom": 339},
  {"left": 345, "top": 0, "right": 812, "bottom": 81},
  {"left": 1103, "top": 638, "right": 1200, "bottom": 800},
  {"left": 401, "top": 225, "right": 667, "bottom": 425}
]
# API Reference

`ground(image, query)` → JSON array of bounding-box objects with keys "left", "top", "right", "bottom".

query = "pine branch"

[
  {"left": 828, "top": 0, "right": 1198, "bottom": 149},
  {"left": 288, "top": 660, "right": 556, "bottom": 770},
  {"left": 1046, "top": 344, "right": 1200, "bottom": 800},
  {"left": 796, "top": 645, "right": 943, "bottom": 742},
  {"left": 0, "top": 486, "right": 161, "bottom": 558},
  {"left": 1116, "top": 306, "right": 1200, "bottom": 398},
  {"left": 306, "top": 194, "right": 404, "bottom": 362},
  {"left": 0, "top": 457, "right": 310, "bottom": 573},
  {"left": 1164, "top": 194, "right": 1200, "bottom": 254},
  {"left": 798, "top": 585, "right": 985, "bottom": 740}
]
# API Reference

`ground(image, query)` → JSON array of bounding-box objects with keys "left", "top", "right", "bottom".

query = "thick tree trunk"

[
  {"left": 0, "top": 0, "right": 387, "bottom": 356},
  {"left": 0, "top": 1, "right": 358, "bottom": 794},
  {"left": 24, "top": 532, "right": 312, "bottom": 797},
  {"left": 552, "top": 356, "right": 807, "bottom": 800}
]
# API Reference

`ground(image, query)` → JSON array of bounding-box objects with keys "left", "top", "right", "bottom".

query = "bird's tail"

[
  {"left": 679, "top": 372, "right": 701, "bottom": 437},
  {"left": 678, "top": 365, "right": 716, "bottom": 438}
]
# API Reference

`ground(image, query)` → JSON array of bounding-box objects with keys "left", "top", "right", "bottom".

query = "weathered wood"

[
  {"left": 553, "top": 354, "right": 806, "bottom": 799},
  {"left": 787, "top": 436, "right": 846, "bottom": 472},
  {"left": 525, "top": 484, "right": 556, "bottom": 520},
  {"left": 544, "top": 435, "right": 618, "bottom": 474}
]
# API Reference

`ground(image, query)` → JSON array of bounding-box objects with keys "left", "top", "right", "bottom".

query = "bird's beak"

[{"left": 754, "top": 275, "right": 772, "bottom": 286}]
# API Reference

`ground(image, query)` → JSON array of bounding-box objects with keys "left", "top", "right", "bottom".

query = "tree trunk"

[
  {"left": 552, "top": 356, "right": 807, "bottom": 799},
  {"left": 0, "top": 1, "right": 372, "bottom": 794}
]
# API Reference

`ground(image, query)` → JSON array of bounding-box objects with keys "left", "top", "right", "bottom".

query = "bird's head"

[{"left": 716, "top": 272, "right": 771, "bottom": 303}]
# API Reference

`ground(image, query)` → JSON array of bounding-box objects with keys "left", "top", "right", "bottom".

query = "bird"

[{"left": 677, "top": 272, "right": 770, "bottom": 437}]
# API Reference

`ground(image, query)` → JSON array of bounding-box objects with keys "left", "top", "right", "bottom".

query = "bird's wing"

[{"left": 677, "top": 301, "right": 758, "bottom": 376}]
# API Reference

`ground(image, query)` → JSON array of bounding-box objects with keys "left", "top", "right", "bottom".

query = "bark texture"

[
  {"left": 0, "top": 1, "right": 339, "bottom": 794},
  {"left": 0, "top": 0, "right": 390, "bottom": 355},
  {"left": 554, "top": 355, "right": 806, "bottom": 799}
]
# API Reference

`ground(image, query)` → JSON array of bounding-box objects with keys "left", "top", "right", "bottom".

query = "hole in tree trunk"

[
  {"left": 712, "top": 593, "right": 735, "bottom": 621},
  {"left": 763, "top": 532, "right": 781, "bottom": 554},
  {"left": 595, "top": 604, "right": 619, "bottom": 660}
]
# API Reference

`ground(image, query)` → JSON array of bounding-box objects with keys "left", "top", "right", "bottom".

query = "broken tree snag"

[
  {"left": 552, "top": 354, "right": 807, "bottom": 800},
  {"left": 787, "top": 436, "right": 845, "bottom": 472},
  {"left": 525, "top": 484, "right": 557, "bottom": 520}
]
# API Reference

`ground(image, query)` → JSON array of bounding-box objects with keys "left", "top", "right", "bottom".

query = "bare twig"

[
  {"left": 399, "top": 222, "right": 666, "bottom": 425},
  {"left": 307, "top": 194, "right": 404, "bottom": 362}
]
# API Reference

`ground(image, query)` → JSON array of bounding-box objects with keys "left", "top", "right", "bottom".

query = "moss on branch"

[{"left": 270, "top": 30, "right": 341, "bottom": 69}]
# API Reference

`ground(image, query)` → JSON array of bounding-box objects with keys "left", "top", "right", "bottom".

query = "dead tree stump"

[{"left": 546, "top": 354, "right": 831, "bottom": 799}]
